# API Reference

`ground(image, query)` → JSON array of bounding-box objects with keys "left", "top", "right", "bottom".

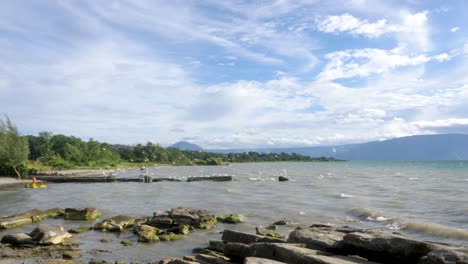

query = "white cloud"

[
  {"left": 450, "top": 26, "right": 460, "bottom": 32},
  {"left": 318, "top": 48, "right": 432, "bottom": 81}
]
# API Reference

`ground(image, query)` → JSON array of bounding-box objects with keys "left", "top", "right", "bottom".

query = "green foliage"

[{"left": 0, "top": 116, "right": 30, "bottom": 178}]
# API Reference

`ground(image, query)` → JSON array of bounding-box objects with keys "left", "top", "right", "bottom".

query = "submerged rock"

[
  {"left": 0, "top": 208, "right": 65, "bottom": 229},
  {"left": 68, "top": 226, "right": 92, "bottom": 234},
  {"left": 94, "top": 215, "right": 135, "bottom": 232},
  {"left": 120, "top": 239, "right": 134, "bottom": 246},
  {"left": 64, "top": 208, "right": 102, "bottom": 221},
  {"left": 158, "top": 232, "right": 182, "bottom": 241},
  {"left": 217, "top": 213, "right": 245, "bottom": 224},
  {"left": 274, "top": 220, "right": 293, "bottom": 226}
]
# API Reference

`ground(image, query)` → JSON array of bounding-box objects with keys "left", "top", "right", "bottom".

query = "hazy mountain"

[
  {"left": 170, "top": 141, "right": 204, "bottom": 151},
  {"left": 209, "top": 134, "right": 468, "bottom": 161}
]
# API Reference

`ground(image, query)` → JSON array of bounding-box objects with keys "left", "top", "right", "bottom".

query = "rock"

[
  {"left": 170, "top": 207, "right": 217, "bottom": 229},
  {"left": 419, "top": 249, "right": 468, "bottom": 264},
  {"left": 256, "top": 227, "right": 284, "bottom": 238},
  {"left": 99, "top": 238, "right": 114, "bottom": 243},
  {"left": 208, "top": 240, "right": 226, "bottom": 252},
  {"left": 158, "top": 232, "right": 182, "bottom": 241},
  {"left": 29, "top": 225, "right": 72, "bottom": 245},
  {"left": 1, "top": 233, "right": 34, "bottom": 245},
  {"left": 68, "top": 226, "right": 92, "bottom": 233},
  {"left": 167, "top": 225, "right": 191, "bottom": 235},
  {"left": 134, "top": 224, "right": 160, "bottom": 242},
  {"left": 94, "top": 215, "right": 135, "bottom": 232},
  {"left": 193, "top": 253, "right": 232, "bottom": 264},
  {"left": 266, "top": 225, "right": 278, "bottom": 231},
  {"left": 157, "top": 257, "right": 199, "bottom": 264},
  {"left": 244, "top": 257, "right": 287, "bottom": 264},
  {"left": 227, "top": 242, "right": 377, "bottom": 264},
  {"left": 31, "top": 208, "right": 65, "bottom": 222},
  {"left": 217, "top": 213, "right": 245, "bottom": 224},
  {"left": 278, "top": 176, "right": 289, "bottom": 182},
  {"left": 287, "top": 225, "right": 351, "bottom": 252},
  {"left": 222, "top": 230, "right": 286, "bottom": 244},
  {"left": 148, "top": 214, "right": 174, "bottom": 228},
  {"left": 64, "top": 208, "right": 102, "bottom": 221},
  {"left": 186, "top": 176, "right": 233, "bottom": 182},
  {"left": 62, "top": 250, "right": 81, "bottom": 259},
  {"left": 341, "top": 229, "right": 436, "bottom": 264},
  {"left": 0, "top": 216, "right": 33, "bottom": 229},
  {"left": 120, "top": 239, "right": 134, "bottom": 246},
  {"left": 274, "top": 220, "right": 292, "bottom": 226}
]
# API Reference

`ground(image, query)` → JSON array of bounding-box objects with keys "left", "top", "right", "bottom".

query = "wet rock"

[
  {"left": 120, "top": 239, "right": 133, "bottom": 246},
  {"left": 31, "top": 208, "right": 65, "bottom": 222},
  {"left": 274, "top": 220, "right": 292, "bottom": 226},
  {"left": 1, "top": 233, "right": 34, "bottom": 245},
  {"left": 99, "top": 238, "right": 114, "bottom": 243},
  {"left": 266, "top": 224, "right": 278, "bottom": 231},
  {"left": 68, "top": 226, "right": 92, "bottom": 234},
  {"left": 278, "top": 176, "right": 289, "bottom": 182},
  {"left": 157, "top": 257, "right": 199, "bottom": 264},
  {"left": 217, "top": 213, "right": 245, "bottom": 224},
  {"left": 418, "top": 248, "right": 468, "bottom": 264},
  {"left": 158, "top": 232, "right": 182, "bottom": 241},
  {"left": 0, "top": 216, "right": 33, "bottom": 229},
  {"left": 341, "top": 229, "right": 436, "bottom": 264},
  {"left": 167, "top": 225, "right": 191, "bottom": 235},
  {"left": 64, "top": 208, "right": 102, "bottom": 221},
  {"left": 208, "top": 240, "right": 226, "bottom": 252},
  {"left": 224, "top": 243, "right": 255, "bottom": 261},
  {"left": 222, "top": 229, "right": 286, "bottom": 244},
  {"left": 62, "top": 250, "right": 81, "bottom": 259},
  {"left": 186, "top": 176, "right": 233, "bottom": 182},
  {"left": 244, "top": 257, "right": 286, "bottom": 264},
  {"left": 134, "top": 224, "right": 160, "bottom": 242},
  {"left": 148, "top": 213, "right": 174, "bottom": 228},
  {"left": 30, "top": 225, "right": 72, "bottom": 245},
  {"left": 94, "top": 215, "right": 135, "bottom": 232},
  {"left": 256, "top": 227, "right": 284, "bottom": 238},
  {"left": 287, "top": 225, "right": 351, "bottom": 252},
  {"left": 89, "top": 258, "right": 114, "bottom": 264},
  {"left": 170, "top": 207, "right": 217, "bottom": 229}
]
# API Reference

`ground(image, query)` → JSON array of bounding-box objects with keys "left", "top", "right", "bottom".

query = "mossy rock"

[
  {"left": 217, "top": 213, "right": 244, "bottom": 224},
  {"left": 274, "top": 219, "right": 292, "bottom": 225},
  {"left": 265, "top": 232, "right": 284, "bottom": 238},
  {"left": 266, "top": 224, "right": 278, "bottom": 231},
  {"left": 158, "top": 232, "right": 182, "bottom": 241},
  {"left": 68, "top": 226, "right": 92, "bottom": 234},
  {"left": 120, "top": 239, "right": 134, "bottom": 246},
  {"left": 64, "top": 208, "right": 102, "bottom": 221}
]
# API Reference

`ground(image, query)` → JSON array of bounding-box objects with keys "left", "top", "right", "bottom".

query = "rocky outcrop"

[
  {"left": 418, "top": 248, "right": 468, "bottom": 264},
  {"left": 94, "top": 215, "right": 135, "bottom": 231},
  {"left": 222, "top": 229, "right": 286, "bottom": 244},
  {"left": 64, "top": 208, "right": 102, "bottom": 221},
  {"left": 1, "top": 233, "right": 34, "bottom": 245},
  {"left": 133, "top": 224, "right": 160, "bottom": 242},
  {"left": 287, "top": 224, "right": 356, "bottom": 252}
]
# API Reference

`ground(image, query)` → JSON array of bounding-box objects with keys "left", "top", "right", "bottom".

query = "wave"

[
  {"left": 402, "top": 221, "right": 468, "bottom": 240},
  {"left": 348, "top": 208, "right": 393, "bottom": 221},
  {"left": 339, "top": 193, "right": 354, "bottom": 198}
]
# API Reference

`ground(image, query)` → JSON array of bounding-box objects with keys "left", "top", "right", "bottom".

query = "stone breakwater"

[{"left": 1, "top": 207, "right": 467, "bottom": 264}]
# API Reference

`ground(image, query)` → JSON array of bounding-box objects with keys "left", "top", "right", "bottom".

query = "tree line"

[{"left": 0, "top": 117, "right": 338, "bottom": 178}]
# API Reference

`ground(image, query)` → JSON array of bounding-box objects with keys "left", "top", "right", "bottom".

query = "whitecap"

[
  {"left": 408, "top": 177, "right": 419, "bottom": 180},
  {"left": 339, "top": 193, "right": 354, "bottom": 198}
]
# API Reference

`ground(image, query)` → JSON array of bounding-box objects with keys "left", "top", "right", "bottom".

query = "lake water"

[{"left": 1, "top": 161, "right": 468, "bottom": 262}]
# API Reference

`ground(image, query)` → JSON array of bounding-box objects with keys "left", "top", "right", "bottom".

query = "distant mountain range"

[
  {"left": 170, "top": 141, "right": 204, "bottom": 151},
  {"left": 172, "top": 134, "right": 468, "bottom": 160}
]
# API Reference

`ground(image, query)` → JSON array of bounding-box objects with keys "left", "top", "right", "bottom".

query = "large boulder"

[
  {"left": 148, "top": 210, "right": 173, "bottom": 228},
  {"left": 94, "top": 215, "right": 135, "bottom": 232},
  {"left": 64, "top": 208, "right": 102, "bottom": 221},
  {"left": 29, "top": 225, "right": 72, "bottom": 245},
  {"left": 340, "top": 229, "right": 436, "bottom": 264},
  {"left": 217, "top": 213, "right": 245, "bottom": 224},
  {"left": 170, "top": 207, "right": 217, "bottom": 229},
  {"left": 1, "top": 233, "right": 34, "bottom": 245}
]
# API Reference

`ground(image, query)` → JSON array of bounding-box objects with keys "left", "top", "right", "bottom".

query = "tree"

[{"left": 0, "top": 116, "right": 30, "bottom": 179}]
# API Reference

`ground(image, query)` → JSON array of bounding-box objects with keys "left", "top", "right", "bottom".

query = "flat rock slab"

[
  {"left": 244, "top": 257, "right": 287, "bottom": 264},
  {"left": 94, "top": 215, "right": 135, "bottom": 232},
  {"left": 288, "top": 225, "right": 359, "bottom": 252},
  {"left": 64, "top": 208, "right": 102, "bottom": 221},
  {"left": 222, "top": 230, "right": 286, "bottom": 244}
]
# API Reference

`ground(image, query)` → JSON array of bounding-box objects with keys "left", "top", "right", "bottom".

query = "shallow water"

[{"left": 1, "top": 161, "right": 467, "bottom": 262}]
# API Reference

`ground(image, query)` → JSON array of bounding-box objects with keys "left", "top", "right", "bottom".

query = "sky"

[{"left": 1, "top": 0, "right": 467, "bottom": 149}]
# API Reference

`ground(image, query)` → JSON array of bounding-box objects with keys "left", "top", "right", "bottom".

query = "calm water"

[{"left": 1, "top": 161, "right": 467, "bottom": 262}]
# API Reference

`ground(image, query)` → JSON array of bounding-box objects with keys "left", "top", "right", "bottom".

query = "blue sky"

[{"left": 1, "top": 0, "right": 467, "bottom": 148}]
